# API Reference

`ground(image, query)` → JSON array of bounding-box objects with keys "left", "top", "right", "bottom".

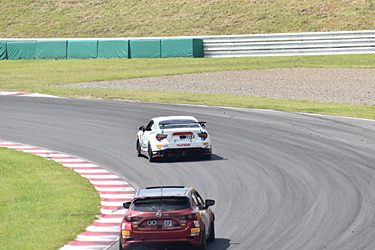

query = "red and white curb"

[
  {"left": 0, "top": 91, "right": 60, "bottom": 98},
  {"left": 0, "top": 140, "right": 135, "bottom": 250}
]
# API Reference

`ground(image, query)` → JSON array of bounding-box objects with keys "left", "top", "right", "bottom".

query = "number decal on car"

[
  {"left": 147, "top": 220, "right": 157, "bottom": 226},
  {"left": 164, "top": 220, "right": 172, "bottom": 227}
]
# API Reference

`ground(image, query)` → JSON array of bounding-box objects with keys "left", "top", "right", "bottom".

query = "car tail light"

[
  {"left": 156, "top": 134, "right": 168, "bottom": 141},
  {"left": 198, "top": 132, "right": 208, "bottom": 139},
  {"left": 177, "top": 213, "right": 197, "bottom": 220},
  {"left": 125, "top": 216, "right": 142, "bottom": 222}
]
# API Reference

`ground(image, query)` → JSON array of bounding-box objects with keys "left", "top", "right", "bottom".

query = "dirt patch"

[{"left": 63, "top": 68, "right": 375, "bottom": 105}]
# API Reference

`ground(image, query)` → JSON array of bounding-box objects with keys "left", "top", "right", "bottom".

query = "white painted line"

[
  {"left": 101, "top": 201, "right": 126, "bottom": 206},
  {"left": 64, "top": 163, "right": 101, "bottom": 168},
  {"left": 76, "top": 235, "right": 117, "bottom": 241},
  {"left": 95, "top": 187, "right": 134, "bottom": 192},
  {"left": 90, "top": 180, "right": 130, "bottom": 185},
  {"left": 35, "top": 153, "right": 71, "bottom": 157},
  {"left": 24, "top": 93, "right": 60, "bottom": 98},
  {"left": 100, "top": 209, "right": 126, "bottom": 215},
  {"left": 20, "top": 149, "right": 55, "bottom": 153},
  {"left": 0, "top": 91, "right": 60, "bottom": 98},
  {"left": 80, "top": 174, "right": 121, "bottom": 179},
  {"left": 74, "top": 169, "right": 110, "bottom": 174},
  {"left": 99, "top": 194, "right": 134, "bottom": 199},
  {"left": 96, "top": 218, "right": 123, "bottom": 223},
  {"left": 60, "top": 246, "right": 107, "bottom": 250},
  {"left": 0, "top": 91, "right": 20, "bottom": 95},
  {"left": 86, "top": 226, "right": 120, "bottom": 232},
  {"left": 53, "top": 159, "right": 88, "bottom": 163}
]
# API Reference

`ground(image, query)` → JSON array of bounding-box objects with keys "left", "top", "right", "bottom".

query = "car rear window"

[
  {"left": 159, "top": 119, "right": 199, "bottom": 129},
  {"left": 132, "top": 198, "right": 190, "bottom": 212}
]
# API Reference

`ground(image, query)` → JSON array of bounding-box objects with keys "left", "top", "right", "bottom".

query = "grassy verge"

[
  {"left": 2, "top": 0, "right": 375, "bottom": 38},
  {"left": 0, "top": 147, "right": 100, "bottom": 250},
  {"left": 49, "top": 88, "right": 375, "bottom": 120},
  {"left": 1, "top": 55, "right": 375, "bottom": 90},
  {"left": 1, "top": 54, "right": 375, "bottom": 119}
]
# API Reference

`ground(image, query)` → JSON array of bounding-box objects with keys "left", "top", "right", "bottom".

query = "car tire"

[
  {"left": 208, "top": 221, "right": 215, "bottom": 242},
  {"left": 136, "top": 139, "right": 141, "bottom": 157},
  {"left": 148, "top": 143, "right": 155, "bottom": 162},
  {"left": 119, "top": 238, "right": 125, "bottom": 250},
  {"left": 195, "top": 230, "right": 206, "bottom": 250}
]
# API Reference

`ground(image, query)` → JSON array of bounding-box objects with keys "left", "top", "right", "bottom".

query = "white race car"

[{"left": 136, "top": 116, "right": 212, "bottom": 162}]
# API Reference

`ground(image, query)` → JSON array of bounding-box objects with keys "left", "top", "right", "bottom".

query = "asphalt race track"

[{"left": 1, "top": 96, "right": 375, "bottom": 250}]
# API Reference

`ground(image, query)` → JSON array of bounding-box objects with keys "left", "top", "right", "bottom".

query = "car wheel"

[
  {"left": 136, "top": 139, "right": 141, "bottom": 157},
  {"left": 119, "top": 238, "right": 125, "bottom": 250},
  {"left": 195, "top": 230, "right": 206, "bottom": 250},
  {"left": 148, "top": 143, "right": 155, "bottom": 162},
  {"left": 208, "top": 221, "right": 215, "bottom": 242}
]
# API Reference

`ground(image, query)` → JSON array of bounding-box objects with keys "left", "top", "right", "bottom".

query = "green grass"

[
  {"left": 1, "top": 54, "right": 375, "bottom": 119},
  {"left": 0, "top": 147, "right": 100, "bottom": 250},
  {"left": 1, "top": 0, "right": 375, "bottom": 38},
  {"left": 46, "top": 88, "right": 375, "bottom": 120},
  {"left": 1, "top": 54, "right": 374, "bottom": 90}
]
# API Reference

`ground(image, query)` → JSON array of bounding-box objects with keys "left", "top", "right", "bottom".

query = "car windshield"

[
  {"left": 132, "top": 198, "right": 190, "bottom": 212},
  {"left": 159, "top": 119, "right": 200, "bottom": 129}
]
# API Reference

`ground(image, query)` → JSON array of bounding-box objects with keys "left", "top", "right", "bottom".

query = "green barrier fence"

[
  {"left": 98, "top": 40, "right": 129, "bottom": 59},
  {"left": 67, "top": 40, "right": 98, "bottom": 59},
  {"left": 7, "top": 41, "right": 37, "bottom": 60},
  {"left": 36, "top": 40, "right": 67, "bottom": 59},
  {"left": 0, "top": 41, "right": 6, "bottom": 59},
  {"left": 161, "top": 38, "right": 203, "bottom": 58},
  {"left": 129, "top": 39, "right": 161, "bottom": 59},
  {"left": 0, "top": 38, "right": 203, "bottom": 60}
]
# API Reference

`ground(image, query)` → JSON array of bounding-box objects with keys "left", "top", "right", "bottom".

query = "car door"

[
  {"left": 141, "top": 120, "right": 154, "bottom": 150},
  {"left": 193, "top": 191, "right": 211, "bottom": 236}
]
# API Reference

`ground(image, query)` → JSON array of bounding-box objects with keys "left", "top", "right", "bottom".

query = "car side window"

[
  {"left": 192, "top": 191, "right": 204, "bottom": 207},
  {"left": 145, "top": 120, "right": 154, "bottom": 131},
  {"left": 195, "top": 191, "right": 205, "bottom": 207},
  {"left": 191, "top": 193, "right": 198, "bottom": 207}
]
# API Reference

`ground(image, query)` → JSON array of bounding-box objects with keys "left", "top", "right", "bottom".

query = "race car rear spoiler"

[{"left": 160, "top": 121, "right": 206, "bottom": 132}]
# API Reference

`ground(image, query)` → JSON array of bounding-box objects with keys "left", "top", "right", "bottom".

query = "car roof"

[
  {"left": 152, "top": 116, "right": 198, "bottom": 123},
  {"left": 136, "top": 186, "right": 191, "bottom": 198}
]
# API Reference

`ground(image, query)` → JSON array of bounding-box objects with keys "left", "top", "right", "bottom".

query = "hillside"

[{"left": 1, "top": 0, "right": 375, "bottom": 38}]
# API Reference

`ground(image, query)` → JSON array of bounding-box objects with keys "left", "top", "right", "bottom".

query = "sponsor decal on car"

[
  {"left": 194, "top": 220, "right": 200, "bottom": 227},
  {"left": 191, "top": 228, "right": 200, "bottom": 236},
  {"left": 122, "top": 230, "right": 130, "bottom": 238}
]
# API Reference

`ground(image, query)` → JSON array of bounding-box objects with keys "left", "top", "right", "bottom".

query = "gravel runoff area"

[{"left": 64, "top": 68, "right": 375, "bottom": 106}]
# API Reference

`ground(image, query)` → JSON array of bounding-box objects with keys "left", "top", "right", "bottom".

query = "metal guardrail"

[
  {"left": 2, "top": 30, "right": 375, "bottom": 59},
  {"left": 201, "top": 30, "right": 375, "bottom": 58}
]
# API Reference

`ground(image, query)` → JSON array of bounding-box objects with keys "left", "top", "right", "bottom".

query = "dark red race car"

[{"left": 119, "top": 186, "right": 215, "bottom": 250}]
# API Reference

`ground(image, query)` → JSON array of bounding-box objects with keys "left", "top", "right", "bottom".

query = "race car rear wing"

[{"left": 159, "top": 121, "right": 206, "bottom": 128}]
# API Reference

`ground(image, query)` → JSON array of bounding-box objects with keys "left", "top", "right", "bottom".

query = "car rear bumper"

[
  {"left": 153, "top": 141, "right": 211, "bottom": 150},
  {"left": 152, "top": 146, "right": 212, "bottom": 158},
  {"left": 120, "top": 228, "right": 201, "bottom": 249}
]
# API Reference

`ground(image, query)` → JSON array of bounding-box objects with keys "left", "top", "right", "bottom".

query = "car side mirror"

[
  {"left": 199, "top": 122, "right": 206, "bottom": 128},
  {"left": 139, "top": 126, "right": 145, "bottom": 132},
  {"left": 205, "top": 199, "right": 215, "bottom": 208},
  {"left": 123, "top": 202, "right": 131, "bottom": 209}
]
